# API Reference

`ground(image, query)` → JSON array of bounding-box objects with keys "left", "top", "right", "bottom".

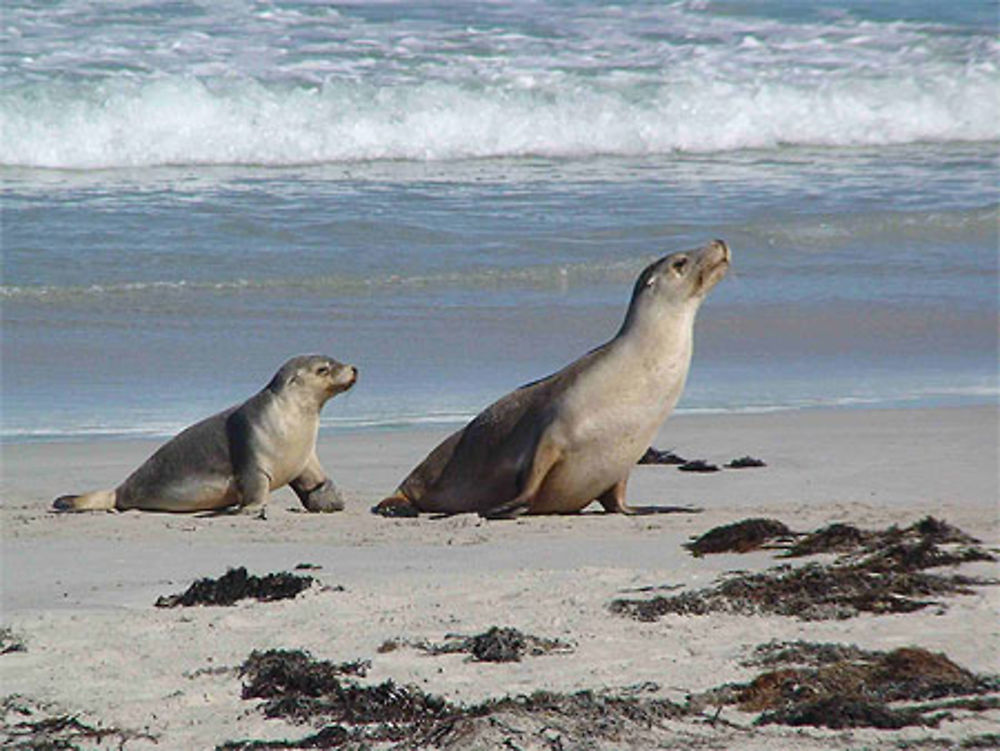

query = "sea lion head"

[
  {"left": 630, "top": 239, "right": 730, "bottom": 312},
  {"left": 269, "top": 355, "right": 358, "bottom": 405}
]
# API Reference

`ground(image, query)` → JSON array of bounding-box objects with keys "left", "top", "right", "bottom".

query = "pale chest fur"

[
  {"left": 541, "top": 330, "right": 693, "bottom": 501},
  {"left": 249, "top": 397, "right": 319, "bottom": 488}
]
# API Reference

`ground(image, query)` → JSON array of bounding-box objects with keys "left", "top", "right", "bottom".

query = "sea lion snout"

[
  {"left": 711, "top": 238, "right": 731, "bottom": 263},
  {"left": 699, "top": 238, "right": 730, "bottom": 265},
  {"left": 693, "top": 239, "right": 731, "bottom": 295},
  {"left": 340, "top": 365, "right": 359, "bottom": 390}
]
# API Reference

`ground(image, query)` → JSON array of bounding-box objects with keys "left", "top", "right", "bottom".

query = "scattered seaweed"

[
  {"left": 155, "top": 567, "right": 316, "bottom": 607},
  {"left": 616, "top": 517, "right": 996, "bottom": 621},
  {"left": 0, "top": 694, "right": 157, "bottom": 749},
  {"left": 222, "top": 649, "right": 689, "bottom": 750},
  {"left": 685, "top": 518, "right": 793, "bottom": 556},
  {"left": 693, "top": 643, "right": 1000, "bottom": 730},
  {"left": 460, "top": 688, "right": 688, "bottom": 742},
  {"left": 782, "top": 522, "right": 871, "bottom": 557},
  {"left": 963, "top": 734, "right": 1000, "bottom": 748},
  {"left": 783, "top": 516, "right": 989, "bottom": 562},
  {"left": 611, "top": 560, "right": 985, "bottom": 621},
  {"left": 639, "top": 451, "right": 767, "bottom": 469},
  {"left": 743, "top": 639, "right": 875, "bottom": 668},
  {"left": 240, "top": 649, "right": 444, "bottom": 726},
  {"left": 223, "top": 641, "right": 999, "bottom": 748},
  {"left": 758, "top": 695, "right": 936, "bottom": 730},
  {"left": 241, "top": 649, "right": 370, "bottom": 696},
  {"left": 726, "top": 456, "right": 767, "bottom": 468},
  {"left": 411, "top": 626, "right": 574, "bottom": 663},
  {"left": 0, "top": 627, "right": 26, "bottom": 655},
  {"left": 637, "top": 447, "right": 686, "bottom": 465},
  {"left": 677, "top": 459, "right": 719, "bottom": 473}
]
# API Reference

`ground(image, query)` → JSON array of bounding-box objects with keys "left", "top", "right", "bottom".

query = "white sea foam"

[
  {"left": 0, "top": 259, "right": 645, "bottom": 301},
  {"left": 2, "top": 0, "right": 997, "bottom": 169},
  {"left": 2, "top": 70, "right": 996, "bottom": 169}
]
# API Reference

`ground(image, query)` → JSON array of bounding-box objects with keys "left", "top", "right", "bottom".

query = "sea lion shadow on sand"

[
  {"left": 407, "top": 504, "right": 705, "bottom": 522},
  {"left": 52, "top": 355, "right": 357, "bottom": 517},
  {"left": 374, "top": 239, "right": 731, "bottom": 519}
]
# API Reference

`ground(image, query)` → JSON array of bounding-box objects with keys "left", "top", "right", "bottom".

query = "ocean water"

[{"left": 2, "top": 0, "right": 998, "bottom": 442}]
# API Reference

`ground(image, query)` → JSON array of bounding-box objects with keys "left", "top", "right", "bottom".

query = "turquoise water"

[{"left": 2, "top": 1, "right": 998, "bottom": 441}]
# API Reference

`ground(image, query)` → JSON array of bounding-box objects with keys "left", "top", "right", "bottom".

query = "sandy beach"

[{"left": 1, "top": 404, "right": 997, "bottom": 749}]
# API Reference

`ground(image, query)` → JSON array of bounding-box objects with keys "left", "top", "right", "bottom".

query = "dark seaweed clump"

[
  {"left": 783, "top": 516, "right": 985, "bottom": 560},
  {"left": 677, "top": 459, "right": 719, "bottom": 473},
  {"left": 219, "top": 641, "right": 999, "bottom": 748},
  {"left": 611, "top": 561, "right": 982, "bottom": 621},
  {"left": 685, "top": 518, "right": 793, "bottom": 556},
  {"left": 694, "top": 642, "right": 1000, "bottom": 730},
  {"left": 220, "top": 650, "right": 687, "bottom": 750},
  {"left": 726, "top": 456, "right": 767, "bottom": 468},
  {"left": 638, "top": 450, "right": 768, "bottom": 469},
  {"left": 155, "top": 567, "right": 316, "bottom": 608},
  {"left": 0, "top": 695, "right": 157, "bottom": 749},
  {"left": 637, "top": 447, "right": 686, "bottom": 465},
  {"left": 236, "top": 649, "right": 440, "bottom": 726},
  {"left": 613, "top": 517, "right": 996, "bottom": 621},
  {"left": 410, "top": 626, "right": 574, "bottom": 663},
  {"left": 0, "top": 627, "right": 26, "bottom": 655}
]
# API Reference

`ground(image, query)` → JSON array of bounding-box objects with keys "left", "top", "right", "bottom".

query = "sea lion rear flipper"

[
  {"left": 479, "top": 499, "right": 531, "bottom": 520},
  {"left": 51, "top": 490, "right": 116, "bottom": 512},
  {"left": 617, "top": 505, "right": 704, "bottom": 516},
  {"left": 372, "top": 493, "right": 421, "bottom": 517},
  {"left": 478, "top": 436, "right": 562, "bottom": 520}
]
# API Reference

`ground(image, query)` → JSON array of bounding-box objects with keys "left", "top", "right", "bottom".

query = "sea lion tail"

[{"left": 52, "top": 489, "right": 117, "bottom": 512}]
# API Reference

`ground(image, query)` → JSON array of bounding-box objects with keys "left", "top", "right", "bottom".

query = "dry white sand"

[{"left": 2, "top": 405, "right": 998, "bottom": 749}]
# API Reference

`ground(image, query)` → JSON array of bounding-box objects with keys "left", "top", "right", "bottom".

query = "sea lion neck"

[
  {"left": 615, "top": 296, "right": 698, "bottom": 352},
  {"left": 273, "top": 383, "right": 327, "bottom": 415}
]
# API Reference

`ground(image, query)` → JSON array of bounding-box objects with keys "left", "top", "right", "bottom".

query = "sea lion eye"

[
  {"left": 672, "top": 257, "right": 688, "bottom": 274},
  {"left": 316, "top": 366, "right": 330, "bottom": 376}
]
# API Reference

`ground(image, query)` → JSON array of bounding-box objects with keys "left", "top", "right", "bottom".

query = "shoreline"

[
  {"left": 4, "top": 394, "right": 998, "bottom": 446},
  {"left": 2, "top": 403, "right": 998, "bottom": 748},
  {"left": 3, "top": 403, "right": 996, "bottom": 515}
]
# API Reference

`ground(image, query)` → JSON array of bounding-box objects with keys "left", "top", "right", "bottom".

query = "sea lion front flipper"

[
  {"left": 290, "top": 452, "right": 345, "bottom": 513},
  {"left": 596, "top": 478, "right": 703, "bottom": 515},
  {"left": 235, "top": 467, "right": 270, "bottom": 519}
]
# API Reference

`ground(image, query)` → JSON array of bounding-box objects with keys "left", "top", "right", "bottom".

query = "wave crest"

[{"left": 2, "top": 70, "right": 997, "bottom": 169}]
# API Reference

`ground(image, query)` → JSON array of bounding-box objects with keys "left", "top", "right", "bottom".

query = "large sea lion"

[
  {"left": 374, "top": 240, "right": 730, "bottom": 519},
  {"left": 53, "top": 355, "right": 357, "bottom": 516}
]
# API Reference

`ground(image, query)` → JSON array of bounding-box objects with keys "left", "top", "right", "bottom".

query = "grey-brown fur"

[
  {"left": 375, "top": 240, "right": 730, "bottom": 518},
  {"left": 53, "top": 355, "right": 357, "bottom": 515}
]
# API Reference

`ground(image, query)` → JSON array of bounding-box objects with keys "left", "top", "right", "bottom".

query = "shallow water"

[{"left": 2, "top": 1, "right": 998, "bottom": 441}]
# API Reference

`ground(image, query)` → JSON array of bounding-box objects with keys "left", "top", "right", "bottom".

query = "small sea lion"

[
  {"left": 374, "top": 239, "right": 730, "bottom": 518},
  {"left": 53, "top": 355, "right": 357, "bottom": 516}
]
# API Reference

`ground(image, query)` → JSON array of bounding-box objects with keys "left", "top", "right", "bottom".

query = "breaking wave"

[
  {"left": 2, "top": 70, "right": 997, "bottom": 169},
  {"left": 3, "top": 0, "right": 997, "bottom": 170}
]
